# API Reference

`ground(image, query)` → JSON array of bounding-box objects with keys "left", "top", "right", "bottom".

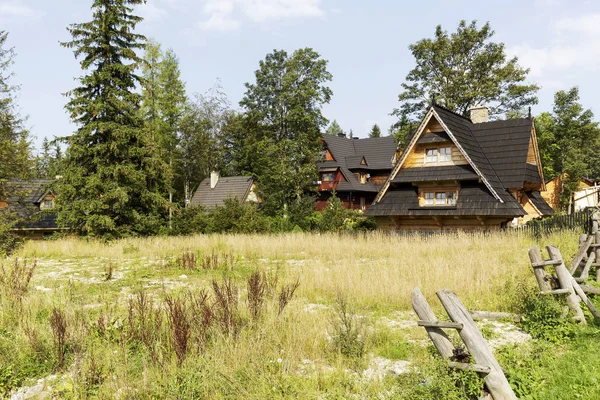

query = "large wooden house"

[
  {"left": 316, "top": 134, "right": 398, "bottom": 211},
  {"left": 366, "top": 104, "right": 554, "bottom": 230}
]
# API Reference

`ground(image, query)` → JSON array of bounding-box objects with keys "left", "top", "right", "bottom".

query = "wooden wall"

[
  {"left": 375, "top": 216, "right": 510, "bottom": 231},
  {"left": 404, "top": 144, "right": 467, "bottom": 168}
]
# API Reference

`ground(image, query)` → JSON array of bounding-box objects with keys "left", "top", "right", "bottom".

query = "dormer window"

[
  {"left": 322, "top": 172, "right": 336, "bottom": 182},
  {"left": 425, "top": 148, "right": 438, "bottom": 163},
  {"left": 40, "top": 196, "right": 55, "bottom": 210},
  {"left": 420, "top": 189, "right": 458, "bottom": 207},
  {"left": 439, "top": 147, "right": 452, "bottom": 162}
]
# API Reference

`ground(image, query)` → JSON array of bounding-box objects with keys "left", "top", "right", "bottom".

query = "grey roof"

[
  {"left": 3, "top": 179, "right": 60, "bottom": 230},
  {"left": 417, "top": 131, "right": 451, "bottom": 145},
  {"left": 370, "top": 105, "right": 531, "bottom": 218},
  {"left": 471, "top": 118, "right": 541, "bottom": 188},
  {"left": 190, "top": 176, "right": 254, "bottom": 209},
  {"left": 320, "top": 135, "right": 397, "bottom": 194},
  {"left": 323, "top": 135, "right": 397, "bottom": 171},
  {"left": 367, "top": 182, "right": 525, "bottom": 217},
  {"left": 393, "top": 165, "right": 479, "bottom": 183},
  {"left": 527, "top": 191, "right": 554, "bottom": 216}
]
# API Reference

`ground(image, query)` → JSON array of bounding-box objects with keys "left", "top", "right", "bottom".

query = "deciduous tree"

[
  {"left": 393, "top": 20, "right": 539, "bottom": 122},
  {"left": 240, "top": 48, "right": 333, "bottom": 218}
]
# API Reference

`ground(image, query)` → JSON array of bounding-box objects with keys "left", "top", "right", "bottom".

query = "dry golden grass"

[{"left": 19, "top": 230, "right": 581, "bottom": 311}]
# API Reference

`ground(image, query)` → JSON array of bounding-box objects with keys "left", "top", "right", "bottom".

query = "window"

[
  {"left": 425, "top": 148, "right": 438, "bottom": 163},
  {"left": 435, "top": 192, "right": 446, "bottom": 205},
  {"left": 360, "top": 197, "right": 366, "bottom": 211},
  {"left": 447, "top": 192, "right": 457, "bottom": 205},
  {"left": 322, "top": 173, "right": 336, "bottom": 182},
  {"left": 422, "top": 191, "right": 458, "bottom": 206},
  {"left": 439, "top": 147, "right": 451, "bottom": 161},
  {"left": 424, "top": 192, "right": 434, "bottom": 205},
  {"left": 41, "top": 199, "right": 54, "bottom": 210}
]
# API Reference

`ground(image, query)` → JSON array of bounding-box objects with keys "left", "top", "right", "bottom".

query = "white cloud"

[
  {"left": 508, "top": 13, "right": 600, "bottom": 79},
  {"left": 137, "top": 1, "right": 169, "bottom": 23},
  {"left": 0, "top": 1, "right": 42, "bottom": 20},
  {"left": 198, "top": 0, "right": 325, "bottom": 31}
]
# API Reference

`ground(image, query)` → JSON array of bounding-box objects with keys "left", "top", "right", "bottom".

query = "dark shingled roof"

[
  {"left": 393, "top": 165, "right": 479, "bottom": 183},
  {"left": 417, "top": 131, "right": 451, "bottom": 145},
  {"left": 190, "top": 176, "right": 254, "bottom": 209},
  {"left": 369, "top": 105, "right": 533, "bottom": 219},
  {"left": 3, "top": 179, "right": 60, "bottom": 231},
  {"left": 527, "top": 191, "right": 555, "bottom": 216},
  {"left": 471, "top": 118, "right": 541, "bottom": 188},
  {"left": 367, "top": 182, "right": 525, "bottom": 217},
  {"left": 320, "top": 135, "right": 397, "bottom": 193}
]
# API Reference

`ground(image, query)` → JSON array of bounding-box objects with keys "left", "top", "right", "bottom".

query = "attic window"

[
  {"left": 425, "top": 148, "right": 438, "bottom": 163},
  {"left": 322, "top": 173, "right": 336, "bottom": 182},
  {"left": 41, "top": 199, "right": 54, "bottom": 210},
  {"left": 439, "top": 147, "right": 451, "bottom": 162}
]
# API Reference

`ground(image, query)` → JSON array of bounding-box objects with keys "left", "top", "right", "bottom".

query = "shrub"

[
  {"left": 329, "top": 293, "right": 366, "bottom": 359},
  {"left": 171, "top": 206, "right": 209, "bottom": 235},
  {"left": 207, "top": 198, "right": 270, "bottom": 234}
]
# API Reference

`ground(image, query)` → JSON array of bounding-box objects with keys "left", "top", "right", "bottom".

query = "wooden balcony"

[{"left": 318, "top": 180, "right": 341, "bottom": 191}]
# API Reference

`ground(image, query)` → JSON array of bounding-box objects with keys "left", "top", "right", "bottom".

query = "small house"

[
  {"left": 1, "top": 179, "right": 64, "bottom": 239},
  {"left": 366, "top": 104, "right": 554, "bottom": 230},
  {"left": 317, "top": 134, "right": 398, "bottom": 211},
  {"left": 189, "top": 172, "right": 258, "bottom": 209},
  {"left": 543, "top": 176, "right": 600, "bottom": 212}
]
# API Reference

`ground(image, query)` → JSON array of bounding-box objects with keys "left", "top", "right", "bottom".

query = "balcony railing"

[{"left": 318, "top": 180, "right": 341, "bottom": 191}]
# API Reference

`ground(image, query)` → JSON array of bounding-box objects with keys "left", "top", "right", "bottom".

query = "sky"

[{"left": 2, "top": 0, "right": 600, "bottom": 151}]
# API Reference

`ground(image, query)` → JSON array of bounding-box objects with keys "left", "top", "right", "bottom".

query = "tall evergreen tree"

[
  {"left": 369, "top": 124, "right": 381, "bottom": 138},
  {"left": 241, "top": 48, "right": 332, "bottom": 219},
  {"left": 0, "top": 31, "right": 34, "bottom": 254},
  {"left": 140, "top": 41, "right": 186, "bottom": 224},
  {"left": 0, "top": 31, "right": 32, "bottom": 185},
  {"left": 325, "top": 119, "right": 343, "bottom": 136},
  {"left": 56, "top": 0, "right": 169, "bottom": 239},
  {"left": 34, "top": 137, "right": 62, "bottom": 179}
]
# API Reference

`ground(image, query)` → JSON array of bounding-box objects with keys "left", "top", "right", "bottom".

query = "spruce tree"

[
  {"left": 369, "top": 124, "right": 381, "bottom": 138},
  {"left": 56, "top": 0, "right": 169, "bottom": 238},
  {"left": 0, "top": 30, "right": 33, "bottom": 254}
]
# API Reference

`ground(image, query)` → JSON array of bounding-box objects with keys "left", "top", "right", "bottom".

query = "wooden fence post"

[
  {"left": 411, "top": 288, "right": 454, "bottom": 359},
  {"left": 546, "top": 246, "right": 586, "bottom": 323},
  {"left": 437, "top": 289, "right": 517, "bottom": 400},
  {"left": 528, "top": 246, "right": 552, "bottom": 292}
]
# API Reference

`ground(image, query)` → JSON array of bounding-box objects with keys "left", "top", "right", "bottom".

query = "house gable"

[{"left": 375, "top": 107, "right": 503, "bottom": 204}]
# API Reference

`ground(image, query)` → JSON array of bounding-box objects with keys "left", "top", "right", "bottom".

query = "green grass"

[{"left": 0, "top": 229, "right": 597, "bottom": 398}]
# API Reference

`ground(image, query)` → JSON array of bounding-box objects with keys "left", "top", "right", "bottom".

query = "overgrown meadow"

[{"left": 2, "top": 230, "right": 600, "bottom": 399}]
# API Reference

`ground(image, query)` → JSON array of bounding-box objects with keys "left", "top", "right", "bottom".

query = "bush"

[
  {"left": 518, "top": 286, "right": 576, "bottom": 343},
  {"left": 171, "top": 206, "right": 209, "bottom": 236},
  {"left": 329, "top": 293, "right": 366, "bottom": 359},
  {"left": 207, "top": 198, "right": 270, "bottom": 234}
]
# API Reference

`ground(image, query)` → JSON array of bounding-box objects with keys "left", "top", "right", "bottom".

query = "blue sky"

[{"left": 2, "top": 0, "right": 599, "bottom": 151}]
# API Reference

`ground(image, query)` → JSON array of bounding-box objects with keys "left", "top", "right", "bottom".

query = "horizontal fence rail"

[{"left": 521, "top": 208, "right": 595, "bottom": 238}]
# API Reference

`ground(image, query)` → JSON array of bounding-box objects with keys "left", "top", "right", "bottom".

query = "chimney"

[
  {"left": 336, "top": 132, "right": 346, "bottom": 138},
  {"left": 210, "top": 171, "right": 220, "bottom": 189},
  {"left": 469, "top": 105, "right": 489, "bottom": 124}
]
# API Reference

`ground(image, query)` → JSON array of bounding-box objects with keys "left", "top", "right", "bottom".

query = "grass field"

[{"left": 1, "top": 230, "right": 598, "bottom": 399}]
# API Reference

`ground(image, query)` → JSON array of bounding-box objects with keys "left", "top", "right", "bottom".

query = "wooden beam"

[
  {"left": 448, "top": 362, "right": 491, "bottom": 375},
  {"left": 412, "top": 288, "right": 454, "bottom": 359},
  {"left": 476, "top": 216, "right": 486, "bottom": 226},
  {"left": 528, "top": 246, "right": 552, "bottom": 293},
  {"left": 437, "top": 289, "right": 517, "bottom": 400},
  {"left": 433, "top": 216, "right": 443, "bottom": 227},
  {"left": 547, "top": 246, "right": 586, "bottom": 323},
  {"left": 540, "top": 288, "right": 571, "bottom": 295},
  {"left": 570, "top": 235, "right": 594, "bottom": 275},
  {"left": 531, "top": 260, "right": 562, "bottom": 268},
  {"left": 417, "top": 320, "right": 463, "bottom": 329}
]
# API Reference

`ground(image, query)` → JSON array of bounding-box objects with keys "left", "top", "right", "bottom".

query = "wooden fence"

[{"left": 522, "top": 208, "right": 595, "bottom": 238}]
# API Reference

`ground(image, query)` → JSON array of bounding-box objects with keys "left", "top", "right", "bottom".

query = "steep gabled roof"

[
  {"left": 2, "top": 179, "right": 60, "bottom": 231},
  {"left": 370, "top": 104, "right": 527, "bottom": 217},
  {"left": 471, "top": 118, "right": 542, "bottom": 189},
  {"left": 190, "top": 176, "right": 255, "bottom": 209},
  {"left": 322, "top": 135, "right": 397, "bottom": 171},
  {"left": 320, "top": 134, "right": 397, "bottom": 193}
]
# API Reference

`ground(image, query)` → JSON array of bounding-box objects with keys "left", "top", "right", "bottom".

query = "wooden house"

[
  {"left": 316, "top": 134, "right": 398, "bottom": 211},
  {"left": 1, "top": 179, "right": 64, "bottom": 239},
  {"left": 190, "top": 172, "right": 259, "bottom": 209},
  {"left": 366, "top": 104, "right": 554, "bottom": 230},
  {"left": 542, "top": 175, "right": 600, "bottom": 212}
]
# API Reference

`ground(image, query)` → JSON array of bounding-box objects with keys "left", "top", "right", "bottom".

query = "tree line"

[{"left": 1, "top": 0, "right": 599, "bottom": 243}]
